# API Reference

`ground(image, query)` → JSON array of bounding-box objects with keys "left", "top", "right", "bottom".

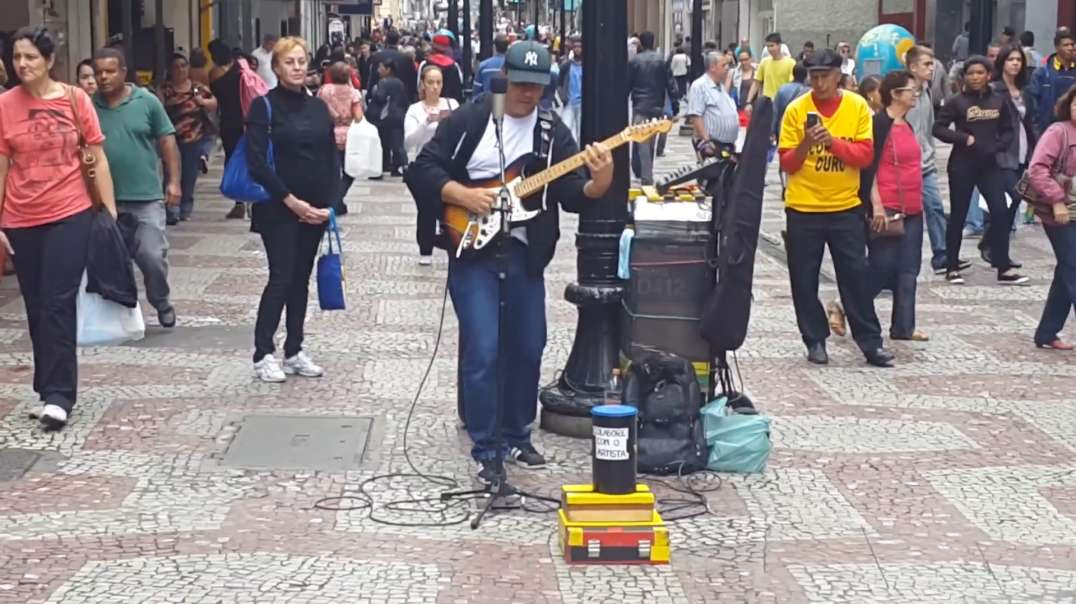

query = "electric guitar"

[{"left": 443, "top": 118, "right": 674, "bottom": 254}]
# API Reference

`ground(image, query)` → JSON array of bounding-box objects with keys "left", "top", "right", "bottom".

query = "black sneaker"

[
  {"left": 158, "top": 306, "right": 176, "bottom": 328},
  {"left": 958, "top": 259, "right": 972, "bottom": 271},
  {"left": 199, "top": 155, "right": 209, "bottom": 175},
  {"left": 476, "top": 458, "right": 505, "bottom": 485},
  {"left": 946, "top": 271, "right": 965, "bottom": 285},
  {"left": 508, "top": 444, "right": 547, "bottom": 468},
  {"left": 998, "top": 272, "right": 1030, "bottom": 286}
]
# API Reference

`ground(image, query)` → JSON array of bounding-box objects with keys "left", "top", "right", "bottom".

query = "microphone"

[{"left": 491, "top": 74, "right": 508, "bottom": 127}]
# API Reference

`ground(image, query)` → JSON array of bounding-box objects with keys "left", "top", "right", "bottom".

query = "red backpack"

[{"left": 237, "top": 57, "right": 270, "bottom": 118}]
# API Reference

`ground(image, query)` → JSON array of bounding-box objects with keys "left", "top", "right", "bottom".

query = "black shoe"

[
  {"left": 508, "top": 443, "right": 547, "bottom": 468},
  {"left": 225, "top": 204, "right": 245, "bottom": 219},
  {"left": 199, "top": 155, "right": 209, "bottom": 175},
  {"left": 806, "top": 342, "right": 829, "bottom": 365},
  {"left": 945, "top": 271, "right": 965, "bottom": 285},
  {"left": 998, "top": 271, "right": 1030, "bottom": 286},
  {"left": 957, "top": 259, "right": 972, "bottom": 271},
  {"left": 476, "top": 458, "right": 505, "bottom": 485},
  {"left": 864, "top": 348, "right": 895, "bottom": 368},
  {"left": 158, "top": 306, "right": 176, "bottom": 328},
  {"left": 166, "top": 215, "right": 179, "bottom": 226}
]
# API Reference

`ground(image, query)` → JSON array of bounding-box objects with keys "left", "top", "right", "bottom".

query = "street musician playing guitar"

[{"left": 405, "top": 41, "right": 615, "bottom": 484}]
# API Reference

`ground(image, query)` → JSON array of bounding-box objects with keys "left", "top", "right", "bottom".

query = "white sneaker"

[
  {"left": 253, "top": 356, "right": 287, "bottom": 383},
  {"left": 418, "top": 255, "right": 433, "bottom": 266},
  {"left": 283, "top": 351, "right": 324, "bottom": 378},
  {"left": 39, "top": 404, "right": 68, "bottom": 430}
]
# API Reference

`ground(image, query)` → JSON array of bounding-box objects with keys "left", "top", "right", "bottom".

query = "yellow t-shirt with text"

[
  {"left": 779, "top": 92, "right": 873, "bottom": 213},
  {"left": 755, "top": 56, "right": 796, "bottom": 99}
]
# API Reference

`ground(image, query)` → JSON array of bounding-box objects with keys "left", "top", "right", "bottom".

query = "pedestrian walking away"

[
  {"left": 317, "top": 61, "right": 365, "bottom": 217},
  {"left": 0, "top": 27, "right": 118, "bottom": 430},
  {"left": 778, "top": 48, "right": 893, "bottom": 368},
  {"left": 92, "top": 47, "right": 182, "bottom": 327},
  {"left": 245, "top": 36, "right": 338, "bottom": 384},
  {"left": 933, "top": 55, "right": 1029, "bottom": 286},
  {"left": 159, "top": 52, "right": 218, "bottom": 224},
  {"left": 1026, "top": 85, "right": 1076, "bottom": 351}
]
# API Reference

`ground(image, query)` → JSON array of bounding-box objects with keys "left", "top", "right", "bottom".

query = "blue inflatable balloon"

[{"left": 855, "top": 24, "right": 916, "bottom": 81}]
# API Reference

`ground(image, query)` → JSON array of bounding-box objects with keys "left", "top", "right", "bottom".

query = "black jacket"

[
  {"left": 245, "top": 87, "right": 340, "bottom": 229},
  {"left": 628, "top": 49, "right": 678, "bottom": 117},
  {"left": 990, "top": 80, "right": 1039, "bottom": 169},
  {"left": 859, "top": 108, "right": 895, "bottom": 211},
  {"left": 368, "top": 75, "right": 409, "bottom": 125},
  {"left": 87, "top": 210, "right": 138, "bottom": 308},
  {"left": 366, "top": 47, "right": 418, "bottom": 103},
  {"left": 404, "top": 96, "right": 591, "bottom": 277},
  {"left": 933, "top": 85, "right": 1014, "bottom": 166}
]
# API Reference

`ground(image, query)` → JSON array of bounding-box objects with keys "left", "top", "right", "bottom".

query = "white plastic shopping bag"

[
  {"left": 344, "top": 118, "right": 383, "bottom": 179},
  {"left": 76, "top": 272, "right": 145, "bottom": 347}
]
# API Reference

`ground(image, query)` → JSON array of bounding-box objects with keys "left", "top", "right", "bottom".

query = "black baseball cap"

[
  {"left": 504, "top": 41, "right": 552, "bottom": 85},
  {"left": 804, "top": 48, "right": 843, "bottom": 71}
]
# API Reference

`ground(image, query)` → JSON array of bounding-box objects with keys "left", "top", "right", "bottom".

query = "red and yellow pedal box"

[{"left": 558, "top": 508, "right": 670, "bottom": 565}]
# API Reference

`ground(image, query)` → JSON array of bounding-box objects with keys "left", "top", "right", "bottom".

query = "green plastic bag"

[{"left": 701, "top": 396, "right": 771, "bottom": 474}]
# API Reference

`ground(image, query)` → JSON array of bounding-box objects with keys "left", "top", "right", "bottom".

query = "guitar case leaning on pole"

[{"left": 699, "top": 97, "right": 773, "bottom": 354}]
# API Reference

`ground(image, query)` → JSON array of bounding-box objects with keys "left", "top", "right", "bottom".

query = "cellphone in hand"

[{"left": 805, "top": 112, "right": 820, "bottom": 130}]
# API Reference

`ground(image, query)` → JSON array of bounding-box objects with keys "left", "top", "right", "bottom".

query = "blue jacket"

[
  {"left": 472, "top": 54, "right": 505, "bottom": 100},
  {"left": 1028, "top": 53, "right": 1076, "bottom": 134}
]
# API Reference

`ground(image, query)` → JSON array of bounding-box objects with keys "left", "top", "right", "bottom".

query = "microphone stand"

[{"left": 440, "top": 107, "right": 559, "bottom": 529}]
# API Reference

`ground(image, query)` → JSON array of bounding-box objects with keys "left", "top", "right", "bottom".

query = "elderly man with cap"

[
  {"left": 777, "top": 48, "right": 894, "bottom": 368},
  {"left": 405, "top": 41, "right": 615, "bottom": 485},
  {"left": 418, "top": 32, "right": 464, "bottom": 103}
]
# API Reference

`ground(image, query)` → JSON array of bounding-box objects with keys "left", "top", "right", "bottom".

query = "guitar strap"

[{"left": 536, "top": 108, "right": 555, "bottom": 211}]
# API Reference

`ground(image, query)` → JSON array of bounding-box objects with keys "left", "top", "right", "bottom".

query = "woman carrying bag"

[
  {"left": 0, "top": 27, "right": 117, "bottom": 430},
  {"left": 863, "top": 70, "right": 929, "bottom": 342},
  {"left": 404, "top": 64, "right": 458, "bottom": 265},
  {"left": 318, "top": 61, "right": 365, "bottom": 217},
  {"left": 1026, "top": 86, "right": 1076, "bottom": 351},
  {"left": 245, "top": 36, "right": 339, "bottom": 383}
]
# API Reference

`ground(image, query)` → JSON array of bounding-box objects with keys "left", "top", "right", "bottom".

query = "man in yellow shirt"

[
  {"left": 777, "top": 48, "right": 893, "bottom": 368},
  {"left": 746, "top": 32, "right": 796, "bottom": 113}
]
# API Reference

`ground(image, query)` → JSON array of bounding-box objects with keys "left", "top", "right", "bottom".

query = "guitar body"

[{"left": 442, "top": 156, "right": 542, "bottom": 253}]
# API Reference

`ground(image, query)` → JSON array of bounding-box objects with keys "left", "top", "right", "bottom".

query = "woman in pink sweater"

[{"left": 1026, "top": 86, "right": 1076, "bottom": 350}]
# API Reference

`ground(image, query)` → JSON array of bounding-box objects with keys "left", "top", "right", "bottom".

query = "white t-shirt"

[
  {"left": 466, "top": 109, "right": 539, "bottom": 243},
  {"left": 841, "top": 58, "right": 856, "bottom": 77},
  {"left": 251, "top": 46, "right": 278, "bottom": 89}
]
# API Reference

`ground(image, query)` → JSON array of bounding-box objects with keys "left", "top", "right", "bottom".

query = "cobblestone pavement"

[{"left": 0, "top": 131, "right": 1074, "bottom": 603}]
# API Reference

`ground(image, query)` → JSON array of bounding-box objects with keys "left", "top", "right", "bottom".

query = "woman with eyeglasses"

[
  {"left": 934, "top": 55, "right": 1027, "bottom": 285},
  {"left": 985, "top": 44, "right": 1039, "bottom": 267},
  {"left": 863, "top": 71, "right": 928, "bottom": 341},
  {"left": 728, "top": 49, "right": 756, "bottom": 110}
]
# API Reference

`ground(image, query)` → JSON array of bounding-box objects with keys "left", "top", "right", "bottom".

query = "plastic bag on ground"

[{"left": 701, "top": 396, "right": 771, "bottom": 474}]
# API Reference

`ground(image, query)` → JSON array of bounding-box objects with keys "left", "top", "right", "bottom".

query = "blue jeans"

[
  {"left": 448, "top": 240, "right": 546, "bottom": 460},
  {"left": 869, "top": 213, "right": 924, "bottom": 338},
  {"left": 1034, "top": 222, "right": 1076, "bottom": 345},
  {"left": 921, "top": 170, "right": 949, "bottom": 270},
  {"left": 166, "top": 138, "right": 204, "bottom": 221}
]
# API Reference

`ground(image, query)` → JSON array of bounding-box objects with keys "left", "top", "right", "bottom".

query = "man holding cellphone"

[{"left": 778, "top": 49, "right": 893, "bottom": 368}]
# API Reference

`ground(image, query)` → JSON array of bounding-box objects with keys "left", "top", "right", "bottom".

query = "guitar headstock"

[{"left": 622, "top": 118, "right": 674, "bottom": 143}]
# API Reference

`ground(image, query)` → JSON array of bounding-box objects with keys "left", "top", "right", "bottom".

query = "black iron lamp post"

[
  {"left": 479, "top": 0, "right": 494, "bottom": 60},
  {"left": 538, "top": 0, "right": 630, "bottom": 437}
]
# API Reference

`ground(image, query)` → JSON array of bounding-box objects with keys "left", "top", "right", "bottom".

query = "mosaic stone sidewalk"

[{"left": 0, "top": 134, "right": 1073, "bottom": 603}]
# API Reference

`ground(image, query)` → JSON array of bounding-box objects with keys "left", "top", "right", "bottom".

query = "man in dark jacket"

[
  {"left": 365, "top": 30, "right": 417, "bottom": 103},
  {"left": 1029, "top": 28, "right": 1076, "bottom": 134},
  {"left": 627, "top": 31, "right": 678, "bottom": 184},
  {"left": 404, "top": 42, "right": 614, "bottom": 484}
]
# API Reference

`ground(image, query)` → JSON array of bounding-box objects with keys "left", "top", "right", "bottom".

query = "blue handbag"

[
  {"left": 317, "top": 209, "right": 346, "bottom": 311},
  {"left": 220, "top": 97, "right": 273, "bottom": 204}
]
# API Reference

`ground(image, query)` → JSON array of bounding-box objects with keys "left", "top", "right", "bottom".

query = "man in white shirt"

[{"left": 250, "top": 34, "right": 278, "bottom": 89}]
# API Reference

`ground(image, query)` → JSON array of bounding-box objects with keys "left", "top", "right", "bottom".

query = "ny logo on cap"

[{"left": 524, "top": 51, "right": 539, "bottom": 66}]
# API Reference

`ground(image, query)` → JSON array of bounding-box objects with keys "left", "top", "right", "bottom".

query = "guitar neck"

[{"left": 514, "top": 131, "right": 631, "bottom": 198}]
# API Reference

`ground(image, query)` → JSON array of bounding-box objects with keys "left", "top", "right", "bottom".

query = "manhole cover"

[
  {"left": 0, "top": 449, "right": 40, "bottom": 481},
  {"left": 221, "top": 415, "right": 373, "bottom": 472},
  {"left": 126, "top": 325, "right": 252, "bottom": 350}
]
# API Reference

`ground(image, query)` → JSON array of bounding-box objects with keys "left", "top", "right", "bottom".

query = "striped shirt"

[{"left": 685, "top": 74, "right": 739, "bottom": 144}]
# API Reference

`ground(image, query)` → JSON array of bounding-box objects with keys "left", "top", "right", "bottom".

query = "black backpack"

[{"left": 623, "top": 352, "right": 708, "bottom": 475}]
